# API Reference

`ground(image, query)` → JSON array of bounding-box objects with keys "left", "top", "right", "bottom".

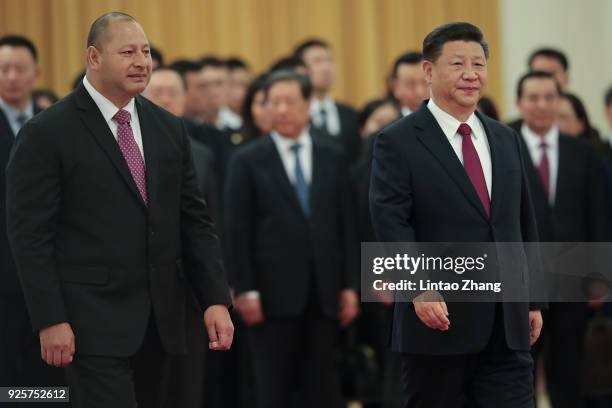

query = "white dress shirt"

[
  {"left": 83, "top": 76, "right": 145, "bottom": 162},
  {"left": 310, "top": 96, "right": 340, "bottom": 136},
  {"left": 216, "top": 105, "right": 243, "bottom": 130},
  {"left": 521, "top": 124, "right": 559, "bottom": 205},
  {"left": 270, "top": 129, "right": 313, "bottom": 185},
  {"left": 427, "top": 98, "right": 492, "bottom": 197},
  {"left": 0, "top": 96, "right": 34, "bottom": 136}
]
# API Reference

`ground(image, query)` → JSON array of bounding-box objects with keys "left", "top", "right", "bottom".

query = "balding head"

[
  {"left": 87, "top": 12, "right": 138, "bottom": 50},
  {"left": 143, "top": 68, "right": 186, "bottom": 116}
]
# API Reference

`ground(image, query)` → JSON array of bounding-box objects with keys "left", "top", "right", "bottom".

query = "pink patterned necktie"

[
  {"left": 113, "top": 109, "right": 148, "bottom": 205},
  {"left": 458, "top": 123, "right": 490, "bottom": 217}
]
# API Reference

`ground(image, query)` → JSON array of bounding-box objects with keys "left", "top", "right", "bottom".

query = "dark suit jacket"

[
  {"left": 370, "top": 103, "right": 542, "bottom": 355},
  {"left": 6, "top": 84, "right": 231, "bottom": 357},
  {"left": 336, "top": 102, "right": 361, "bottom": 163},
  {"left": 519, "top": 133, "right": 608, "bottom": 243},
  {"left": 224, "top": 132, "right": 358, "bottom": 319},
  {"left": 0, "top": 103, "right": 42, "bottom": 295}
]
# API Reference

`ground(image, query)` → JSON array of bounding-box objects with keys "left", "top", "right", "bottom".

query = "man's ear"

[
  {"left": 86, "top": 46, "right": 101, "bottom": 71},
  {"left": 422, "top": 60, "right": 433, "bottom": 84}
]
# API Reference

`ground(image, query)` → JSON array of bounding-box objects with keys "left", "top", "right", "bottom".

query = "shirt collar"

[
  {"left": 83, "top": 75, "right": 136, "bottom": 124},
  {"left": 521, "top": 123, "right": 559, "bottom": 151},
  {"left": 270, "top": 127, "right": 312, "bottom": 151},
  {"left": 0, "top": 96, "right": 34, "bottom": 122},
  {"left": 401, "top": 106, "right": 413, "bottom": 117},
  {"left": 427, "top": 98, "right": 480, "bottom": 141}
]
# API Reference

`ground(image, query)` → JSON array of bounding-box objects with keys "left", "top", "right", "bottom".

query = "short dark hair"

[
  {"left": 150, "top": 45, "right": 164, "bottom": 67},
  {"left": 225, "top": 57, "right": 250, "bottom": 72},
  {"left": 241, "top": 73, "right": 269, "bottom": 141},
  {"left": 422, "top": 22, "right": 489, "bottom": 62},
  {"left": 516, "top": 71, "right": 562, "bottom": 99},
  {"left": 152, "top": 66, "right": 186, "bottom": 90},
  {"left": 167, "top": 59, "right": 202, "bottom": 77},
  {"left": 268, "top": 56, "right": 306, "bottom": 73},
  {"left": 293, "top": 38, "right": 330, "bottom": 61},
  {"left": 604, "top": 86, "right": 612, "bottom": 107},
  {"left": 86, "top": 12, "right": 137, "bottom": 49},
  {"left": 358, "top": 98, "right": 399, "bottom": 130},
  {"left": 0, "top": 35, "right": 38, "bottom": 62},
  {"left": 199, "top": 56, "right": 226, "bottom": 71},
  {"left": 390, "top": 51, "right": 423, "bottom": 79},
  {"left": 528, "top": 48, "right": 569, "bottom": 72},
  {"left": 264, "top": 69, "right": 312, "bottom": 100}
]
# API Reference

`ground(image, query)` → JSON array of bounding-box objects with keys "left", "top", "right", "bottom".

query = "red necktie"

[
  {"left": 113, "top": 109, "right": 148, "bottom": 205},
  {"left": 538, "top": 142, "right": 550, "bottom": 198},
  {"left": 458, "top": 123, "right": 490, "bottom": 217}
]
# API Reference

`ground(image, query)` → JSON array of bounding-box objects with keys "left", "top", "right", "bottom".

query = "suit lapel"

[
  {"left": 414, "top": 107, "right": 489, "bottom": 220},
  {"left": 136, "top": 96, "right": 159, "bottom": 208},
  {"left": 74, "top": 84, "right": 146, "bottom": 208},
  {"left": 264, "top": 136, "right": 305, "bottom": 215},
  {"left": 476, "top": 112, "right": 503, "bottom": 219},
  {"left": 310, "top": 135, "right": 332, "bottom": 219}
]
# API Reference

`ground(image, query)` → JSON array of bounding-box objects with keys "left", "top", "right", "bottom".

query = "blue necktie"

[{"left": 290, "top": 143, "right": 310, "bottom": 217}]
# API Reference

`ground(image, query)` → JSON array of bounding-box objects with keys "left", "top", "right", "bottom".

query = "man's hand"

[
  {"left": 204, "top": 305, "right": 234, "bottom": 351},
  {"left": 529, "top": 310, "right": 543, "bottom": 346},
  {"left": 413, "top": 291, "right": 450, "bottom": 331},
  {"left": 235, "top": 294, "right": 265, "bottom": 327},
  {"left": 39, "top": 322, "right": 75, "bottom": 367},
  {"left": 339, "top": 289, "right": 359, "bottom": 328}
]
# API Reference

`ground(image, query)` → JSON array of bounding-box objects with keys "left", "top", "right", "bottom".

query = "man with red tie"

[
  {"left": 370, "top": 22, "right": 544, "bottom": 407},
  {"left": 515, "top": 71, "right": 608, "bottom": 408},
  {"left": 6, "top": 12, "right": 233, "bottom": 408}
]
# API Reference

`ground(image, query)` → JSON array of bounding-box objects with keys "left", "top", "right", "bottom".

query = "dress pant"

[
  {"left": 247, "top": 295, "right": 342, "bottom": 408},
  {"left": 533, "top": 303, "right": 589, "bottom": 408},
  {"left": 400, "top": 304, "right": 534, "bottom": 408},
  {"left": 0, "top": 294, "right": 68, "bottom": 408},
  {"left": 163, "top": 293, "right": 205, "bottom": 408},
  {"left": 66, "top": 312, "right": 166, "bottom": 408}
]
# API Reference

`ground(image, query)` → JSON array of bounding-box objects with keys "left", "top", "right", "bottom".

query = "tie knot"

[
  {"left": 16, "top": 113, "right": 28, "bottom": 126},
  {"left": 457, "top": 123, "right": 472, "bottom": 138},
  {"left": 290, "top": 143, "right": 302, "bottom": 154},
  {"left": 540, "top": 142, "right": 548, "bottom": 150},
  {"left": 113, "top": 109, "right": 131, "bottom": 125}
]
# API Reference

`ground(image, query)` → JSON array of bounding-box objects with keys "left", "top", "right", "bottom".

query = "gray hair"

[{"left": 86, "top": 12, "right": 137, "bottom": 49}]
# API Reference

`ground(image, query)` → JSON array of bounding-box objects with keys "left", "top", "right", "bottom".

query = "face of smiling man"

[
  {"left": 424, "top": 40, "right": 488, "bottom": 121},
  {"left": 86, "top": 19, "right": 152, "bottom": 107}
]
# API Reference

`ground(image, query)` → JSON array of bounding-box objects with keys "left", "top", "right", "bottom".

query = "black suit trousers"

[
  {"left": 247, "top": 299, "right": 342, "bottom": 408},
  {"left": 400, "top": 305, "right": 535, "bottom": 408},
  {"left": 66, "top": 312, "right": 166, "bottom": 408}
]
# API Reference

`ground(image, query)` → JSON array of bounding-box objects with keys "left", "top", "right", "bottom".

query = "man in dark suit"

[
  {"left": 225, "top": 70, "right": 359, "bottom": 408},
  {"left": 143, "top": 66, "right": 221, "bottom": 408},
  {"left": 294, "top": 39, "right": 361, "bottom": 162},
  {"left": 515, "top": 71, "right": 608, "bottom": 408},
  {"left": 370, "top": 22, "right": 544, "bottom": 407},
  {"left": 6, "top": 12, "right": 233, "bottom": 408},
  {"left": 0, "top": 35, "right": 68, "bottom": 395}
]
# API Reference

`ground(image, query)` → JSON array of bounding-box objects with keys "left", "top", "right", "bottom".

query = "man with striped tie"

[{"left": 6, "top": 12, "right": 233, "bottom": 408}]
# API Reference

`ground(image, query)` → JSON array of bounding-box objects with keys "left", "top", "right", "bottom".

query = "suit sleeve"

[
  {"left": 337, "top": 152, "right": 359, "bottom": 289},
  {"left": 179, "top": 121, "right": 231, "bottom": 310},
  {"left": 369, "top": 131, "right": 416, "bottom": 242},
  {"left": 515, "top": 131, "right": 546, "bottom": 311},
  {"left": 223, "top": 150, "right": 256, "bottom": 294},
  {"left": 6, "top": 121, "right": 68, "bottom": 330}
]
